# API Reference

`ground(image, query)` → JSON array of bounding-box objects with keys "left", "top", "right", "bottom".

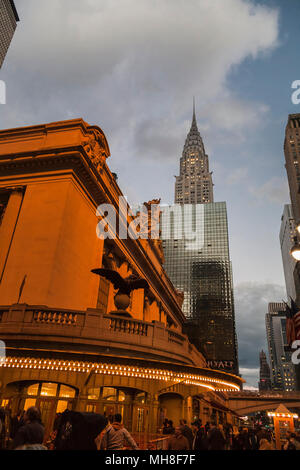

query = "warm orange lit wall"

[{"left": 0, "top": 176, "right": 103, "bottom": 310}]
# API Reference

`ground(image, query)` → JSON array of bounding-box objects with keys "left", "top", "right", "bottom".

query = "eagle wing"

[
  {"left": 91, "top": 268, "right": 127, "bottom": 291},
  {"left": 126, "top": 278, "right": 149, "bottom": 292}
]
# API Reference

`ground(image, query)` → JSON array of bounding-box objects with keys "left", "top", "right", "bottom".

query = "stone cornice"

[{"left": 0, "top": 119, "right": 185, "bottom": 325}]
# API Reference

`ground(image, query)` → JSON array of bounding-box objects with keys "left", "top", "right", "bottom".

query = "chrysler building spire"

[{"left": 175, "top": 101, "right": 214, "bottom": 204}]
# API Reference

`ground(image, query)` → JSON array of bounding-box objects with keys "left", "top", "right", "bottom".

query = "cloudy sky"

[{"left": 1, "top": 0, "right": 300, "bottom": 387}]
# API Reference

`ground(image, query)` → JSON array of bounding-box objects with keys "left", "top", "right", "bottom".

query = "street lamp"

[{"left": 290, "top": 236, "right": 300, "bottom": 261}]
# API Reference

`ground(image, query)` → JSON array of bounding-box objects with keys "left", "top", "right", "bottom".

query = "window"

[
  {"left": 27, "top": 383, "right": 39, "bottom": 396},
  {"left": 102, "top": 387, "right": 117, "bottom": 401},
  {"left": 88, "top": 388, "right": 100, "bottom": 400},
  {"left": 40, "top": 383, "right": 57, "bottom": 397},
  {"left": 59, "top": 385, "right": 76, "bottom": 398}
]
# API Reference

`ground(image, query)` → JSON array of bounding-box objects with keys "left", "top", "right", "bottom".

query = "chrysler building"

[{"left": 175, "top": 102, "right": 213, "bottom": 204}]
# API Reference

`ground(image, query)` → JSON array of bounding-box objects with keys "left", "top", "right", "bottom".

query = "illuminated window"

[
  {"left": 119, "top": 391, "right": 126, "bottom": 402},
  {"left": 88, "top": 388, "right": 100, "bottom": 400},
  {"left": 102, "top": 387, "right": 117, "bottom": 401},
  {"left": 86, "top": 404, "right": 97, "bottom": 413},
  {"left": 40, "top": 383, "right": 57, "bottom": 397},
  {"left": 56, "top": 400, "right": 69, "bottom": 413},
  {"left": 24, "top": 398, "right": 36, "bottom": 410},
  {"left": 59, "top": 385, "right": 76, "bottom": 398},
  {"left": 135, "top": 392, "right": 146, "bottom": 403},
  {"left": 27, "top": 383, "right": 39, "bottom": 396}
]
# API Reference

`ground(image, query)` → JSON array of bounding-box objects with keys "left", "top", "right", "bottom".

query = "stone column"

[
  {"left": 0, "top": 187, "right": 24, "bottom": 283},
  {"left": 148, "top": 394, "right": 159, "bottom": 434},
  {"left": 183, "top": 396, "right": 192, "bottom": 424}
]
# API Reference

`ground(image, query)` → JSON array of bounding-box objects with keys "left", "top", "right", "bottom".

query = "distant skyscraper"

[
  {"left": 258, "top": 350, "right": 271, "bottom": 391},
  {"left": 161, "top": 104, "right": 238, "bottom": 373},
  {"left": 0, "top": 0, "right": 19, "bottom": 69},
  {"left": 280, "top": 204, "right": 297, "bottom": 301},
  {"left": 175, "top": 102, "right": 213, "bottom": 205},
  {"left": 284, "top": 114, "right": 300, "bottom": 226},
  {"left": 265, "top": 302, "right": 296, "bottom": 392}
]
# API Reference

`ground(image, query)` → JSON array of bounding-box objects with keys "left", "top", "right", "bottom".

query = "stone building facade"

[{"left": 0, "top": 119, "right": 243, "bottom": 444}]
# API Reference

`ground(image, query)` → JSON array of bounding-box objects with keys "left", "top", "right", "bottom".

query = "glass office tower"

[
  {"left": 161, "top": 202, "right": 238, "bottom": 373},
  {"left": 0, "top": 0, "right": 19, "bottom": 69}
]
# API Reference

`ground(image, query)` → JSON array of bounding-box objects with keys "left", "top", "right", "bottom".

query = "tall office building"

[
  {"left": 280, "top": 204, "right": 297, "bottom": 301},
  {"left": 175, "top": 102, "right": 213, "bottom": 205},
  {"left": 0, "top": 0, "right": 19, "bottom": 69},
  {"left": 265, "top": 303, "right": 296, "bottom": 391},
  {"left": 284, "top": 114, "right": 300, "bottom": 225},
  {"left": 258, "top": 350, "right": 271, "bottom": 391},
  {"left": 161, "top": 106, "right": 238, "bottom": 373}
]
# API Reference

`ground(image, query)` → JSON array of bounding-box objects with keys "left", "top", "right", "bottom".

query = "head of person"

[
  {"left": 259, "top": 438, "right": 270, "bottom": 450},
  {"left": 210, "top": 420, "right": 216, "bottom": 429},
  {"left": 175, "top": 426, "right": 183, "bottom": 437},
  {"left": 180, "top": 419, "right": 187, "bottom": 426},
  {"left": 24, "top": 407, "right": 41, "bottom": 424},
  {"left": 168, "top": 420, "right": 173, "bottom": 429},
  {"left": 191, "top": 419, "right": 201, "bottom": 432},
  {"left": 113, "top": 413, "right": 122, "bottom": 424}
]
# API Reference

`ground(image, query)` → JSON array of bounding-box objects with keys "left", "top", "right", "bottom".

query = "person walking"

[
  {"left": 13, "top": 407, "right": 44, "bottom": 449},
  {"left": 10, "top": 411, "right": 23, "bottom": 440},
  {"left": 100, "top": 413, "right": 138, "bottom": 450},
  {"left": 179, "top": 419, "right": 194, "bottom": 449},
  {"left": 207, "top": 421, "right": 226, "bottom": 450},
  {"left": 167, "top": 426, "right": 190, "bottom": 451},
  {"left": 163, "top": 419, "right": 175, "bottom": 435},
  {"left": 259, "top": 438, "right": 274, "bottom": 450},
  {"left": 191, "top": 419, "right": 207, "bottom": 450}
]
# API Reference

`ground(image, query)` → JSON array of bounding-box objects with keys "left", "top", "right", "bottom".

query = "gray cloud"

[
  {"left": 249, "top": 177, "right": 289, "bottom": 204},
  {"left": 235, "top": 281, "right": 286, "bottom": 386},
  {"left": 3, "top": 0, "right": 279, "bottom": 165}
]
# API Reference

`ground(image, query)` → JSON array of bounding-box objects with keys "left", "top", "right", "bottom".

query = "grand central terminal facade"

[{"left": 0, "top": 118, "right": 243, "bottom": 440}]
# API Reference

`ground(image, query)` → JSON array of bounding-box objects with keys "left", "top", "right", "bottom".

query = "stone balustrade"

[{"left": 0, "top": 304, "right": 205, "bottom": 368}]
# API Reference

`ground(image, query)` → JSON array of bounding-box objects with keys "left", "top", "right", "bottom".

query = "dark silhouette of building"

[{"left": 258, "top": 350, "right": 271, "bottom": 391}]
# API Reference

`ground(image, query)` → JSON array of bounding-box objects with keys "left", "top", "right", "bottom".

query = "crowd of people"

[
  {"left": 161, "top": 418, "right": 300, "bottom": 451},
  {"left": 1, "top": 405, "right": 300, "bottom": 450}
]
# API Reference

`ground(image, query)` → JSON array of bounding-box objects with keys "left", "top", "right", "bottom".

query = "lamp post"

[{"left": 290, "top": 235, "right": 300, "bottom": 261}]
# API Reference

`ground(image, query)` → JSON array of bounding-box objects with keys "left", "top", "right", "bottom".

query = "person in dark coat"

[
  {"left": 179, "top": 419, "right": 194, "bottom": 449},
  {"left": 10, "top": 411, "right": 24, "bottom": 440},
  {"left": 167, "top": 426, "right": 190, "bottom": 451},
  {"left": 207, "top": 421, "right": 226, "bottom": 450},
  {"left": 191, "top": 419, "right": 207, "bottom": 450},
  {"left": 163, "top": 419, "right": 175, "bottom": 435},
  {"left": 13, "top": 407, "right": 44, "bottom": 449}
]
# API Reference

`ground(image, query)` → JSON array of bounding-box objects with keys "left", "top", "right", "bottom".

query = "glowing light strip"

[
  {"left": 267, "top": 412, "right": 298, "bottom": 418},
  {"left": 0, "top": 357, "right": 240, "bottom": 391}
]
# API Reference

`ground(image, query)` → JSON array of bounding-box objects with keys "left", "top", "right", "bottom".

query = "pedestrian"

[
  {"left": 191, "top": 419, "right": 207, "bottom": 450},
  {"left": 179, "top": 419, "right": 194, "bottom": 449},
  {"left": 223, "top": 423, "right": 233, "bottom": 450},
  {"left": 167, "top": 426, "right": 190, "bottom": 451},
  {"left": 13, "top": 407, "right": 44, "bottom": 449},
  {"left": 0, "top": 408, "right": 6, "bottom": 450},
  {"left": 256, "top": 426, "right": 268, "bottom": 446},
  {"left": 100, "top": 413, "right": 138, "bottom": 450},
  {"left": 10, "top": 410, "right": 23, "bottom": 440},
  {"left": 207, "top": 421, "right": 226, "bottom": 450},
  {"left": 283, "top": 432, "right": 300, "bottom": 450},
  {"left": 259, "top": 438, "right": 274, "bottom": 450},
  {"left": 163, "top": 419, "right": 175, "bottom": 435}
]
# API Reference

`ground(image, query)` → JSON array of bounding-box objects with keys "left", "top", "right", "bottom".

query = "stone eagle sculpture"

[
  {"left": 91, "top": 268, "right": 149, "bottom": 295},
  {"left": 91, "top": 268, "right": 149, "bottom": 317}
]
